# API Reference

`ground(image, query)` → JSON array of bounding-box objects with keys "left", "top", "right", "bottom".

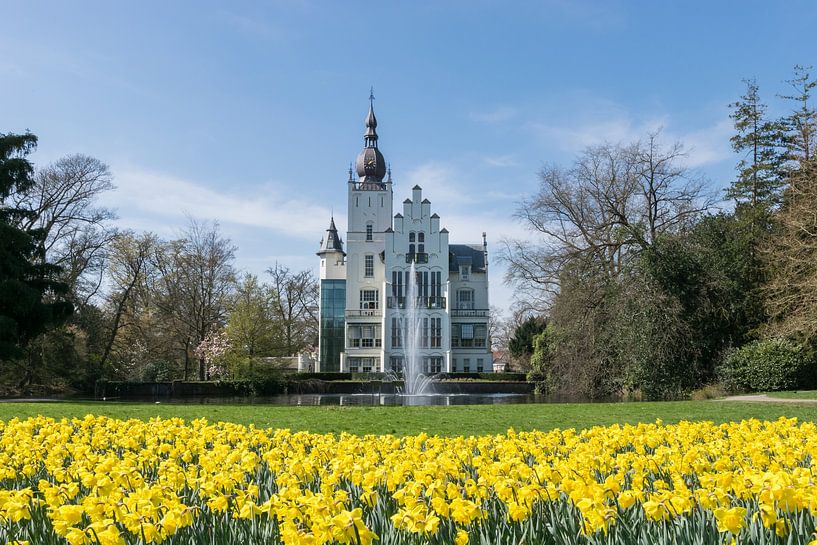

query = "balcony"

[
  {"left": 450, "top": 309, "right": 489, "bottom": 318},
  {"left": 405, "top": 252, "right": 429, "bottom": 264},
  {"left": 387, "top": 296, "right": 446, "bottom": 310},
  {"left": 346, "top": 309, "right": 382, "bottom": 318}
]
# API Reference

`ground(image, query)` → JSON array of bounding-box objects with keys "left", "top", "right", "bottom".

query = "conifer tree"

[
  {"left": 727, "top": 79, "right": 786, "bottom": 219},
  {"left": 0, "top": 133, "right": 72, "bottom": 368},
  {"left": 779, "top": 65, "right": 817, "bottom": 168}
]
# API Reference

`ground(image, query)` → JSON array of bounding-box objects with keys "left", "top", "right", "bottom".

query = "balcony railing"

[
  {"left": 387, "top": 296, "right": 446, "bottom": 310},
  {"left": 405, "top": 252, "right": 429, "bottom": 264},
  {"left": 346, "top": 309, "right": 382, "bottom": 318},
  {"left": 450, "top": 309, "right": 489, "bottom": 317}
]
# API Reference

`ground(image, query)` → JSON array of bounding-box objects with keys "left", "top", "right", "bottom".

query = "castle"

[{"left": 316, "top": 96, "right": 492, "bottom": 374}]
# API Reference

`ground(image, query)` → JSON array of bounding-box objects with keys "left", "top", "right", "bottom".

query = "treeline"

[
  {"left": 0, "top": 139, "right": 317, "bottom": 395},
  {"left": 502, "top": 66, "right": 817, "bottom": 400}
]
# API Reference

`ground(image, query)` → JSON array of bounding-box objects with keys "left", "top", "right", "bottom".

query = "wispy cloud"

[
  {"left": 469, "top": 106, "right": 517, "bottom": 124},
  {"left": 525, "top": 98, "right": 732, "bottom": 168},
  {"left": 482, "top": 154, "right": 520, "bottom": 168},
  {"left": 680, "top": 118, "right": 733, "bottom": 168},
  {"left": 102, "top": 165, "right": 333, "bottom": 240},
  {"left": 401, "top": 162, "right": 480, "bottom": 207},
  {"left": 217, "top": 10, "right": 297, "bottom": 42}
]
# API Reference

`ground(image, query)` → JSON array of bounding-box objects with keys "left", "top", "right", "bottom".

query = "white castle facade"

[{"left": 316, "top": 97, "right": 492, "bottom": 374}]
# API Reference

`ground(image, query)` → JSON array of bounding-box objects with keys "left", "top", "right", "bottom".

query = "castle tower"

[
  {"left": 317, "top": 216, "right": 346, "bottom": 372},
  {"left": 342, "top": 92, "right": 393, "bottom": 372}
]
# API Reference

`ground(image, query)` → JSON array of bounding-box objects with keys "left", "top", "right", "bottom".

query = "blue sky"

[{"left": 2, "top": 1, "right": 815, "bottom": 314}]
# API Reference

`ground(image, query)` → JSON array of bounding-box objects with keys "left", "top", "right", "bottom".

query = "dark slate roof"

[
  {"left": 449, "top": 244, "right": 486, "bottom": 273},
  {"left": 403, "top": 198, "right": 412, "bottom": 204},
  {"left": 431, "top": 213, "right": 439, "bottom": 218},
  {"left": 412, "top": 184, "right": 422, "bottom": 190},
  {"left": 421, "top": 198, "right": 431, "bottom": 204},
  {"left": 317, "top": 217, "right": 345, "bottom": 255},
  {"left": 394, "top": 213, "right": 403, "bottom": 218}
]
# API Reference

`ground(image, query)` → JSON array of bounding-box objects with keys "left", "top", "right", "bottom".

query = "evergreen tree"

[
  {"left": 779, "top": 65, "right": 817, "bottom": 168},
  {"left": 727, "top": 79, "right": 786, "bottom": 217},
  {"left": 508, "top": 316, "right": 547, "bottom": 365},
  {"left": 0, "top": 133, "right": 72, "bottom": 369}
]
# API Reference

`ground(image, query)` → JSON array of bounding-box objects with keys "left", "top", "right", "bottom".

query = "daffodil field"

[{"left": 1, "top": 416, "right": 817, "bottom": 545}]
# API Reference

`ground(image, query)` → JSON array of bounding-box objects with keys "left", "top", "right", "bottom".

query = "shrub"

[
  {"left": 289, "top": 372, "right": 353, "bottom": 381},
  {"left": 718, "top": 338, "right": 816, "bottom": 392}
]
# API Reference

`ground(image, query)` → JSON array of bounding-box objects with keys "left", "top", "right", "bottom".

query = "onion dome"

[{"left": 355, "top": 90, "right": 387, "bottom": 186}]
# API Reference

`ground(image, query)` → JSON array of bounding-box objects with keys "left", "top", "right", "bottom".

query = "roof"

[
  {"left": 317, "top": 217, "right": 345, "bottom": 255},
  {"left": 449, "top": 244, "right": 486, "bottom": 273}
]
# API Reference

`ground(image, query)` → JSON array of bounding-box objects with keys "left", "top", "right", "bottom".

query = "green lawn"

[
  {"left": 766, "top": 390, "right": 817, "bottom": 399},
  {"left": 2, "top": 400, "right": 817, "bottom": 436}
]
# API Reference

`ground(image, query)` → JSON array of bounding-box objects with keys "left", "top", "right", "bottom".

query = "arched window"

[
  {"left": 409, "top": 232, "right": 415, "bottom": 242},
  {"left": 418, "top": 232, "right": 425, "bottom": 243}
]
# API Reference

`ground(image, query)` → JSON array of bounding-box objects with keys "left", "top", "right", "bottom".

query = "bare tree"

[
  {"left": 11, "top": 154, "right": 117, "bottom": 306},
  {"left": 266, "top": 263, "right": 318, "bottom": 356},
  {"left": 152, "top": 219, "right": 236, "bottom": 380},
  {"left": 764, "top": 161, "right": 817, "bottom": 339},
  {"left": 501, "top": 133, "right": 712, "bottom": 310},
  {"left": 99, "top": 231, "right": 157, "bottom": 371}
]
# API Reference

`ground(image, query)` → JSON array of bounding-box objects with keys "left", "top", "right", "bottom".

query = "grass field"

[{"left": 2, "top": 399, "right": 817, "bottom": 435}]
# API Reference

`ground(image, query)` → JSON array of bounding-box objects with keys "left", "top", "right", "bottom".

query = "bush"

[
  {"left": 289, "top": 372, "right": 353, "bottom": 381},
  {"left": 718, "top": 338, "right": 816, "bottom": 392},
  {"left": 434, "top": 373, "right": 527, "bottom": 381}
]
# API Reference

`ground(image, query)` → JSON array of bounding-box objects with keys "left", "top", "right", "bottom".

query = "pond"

[{"left": 102, "top": 392, "right": 579, "bottom": 406}]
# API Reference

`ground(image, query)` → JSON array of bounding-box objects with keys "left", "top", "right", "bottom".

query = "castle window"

[
  {"left": 359, "top": 289, "right": 379, "bottom": 310},
  {"left": 430, "top": 317, "right": 442, "bottom": 348},
  {"left": 463, "top": 358, "right": 471, "bottom": 373},
  {"left": 418, "top": 244, "right": 424, "bottom": 254},
  {"left": 364, "top": 255, "right": 374, "bottom": 277},
  {"left": 409, "top": 232, "right": 415, "bottom": 242},
  {"left": 408, "top": 244, "right": 415, "bottom": 255},
  {"left": 348, "top": 325, "right": 381, "bottom": 349},
  {"left": 366, "top": 223, "right": 373, "bottom": 241},
  {"left": 391, "top": 317, "right": 403, "bottom": 349},
  {"left": 390, "top": 356, "right": 403, "bottom": 373},
  {"left": 477, "top": 358, "right": 484, "bottom": 372},
  {"left": 418, "top": 232, "right": 425, "bottom": 243},
  {"left": 457, "top": 289, "right": 474, "bottom": 310},
  {"left": 424, "top": 356, "right": 442, "bottom": 374},
  {"left": 460, "top": 266, "right": 470, "bottom": 280}
]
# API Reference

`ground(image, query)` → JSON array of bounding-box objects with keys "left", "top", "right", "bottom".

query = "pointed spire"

[
  {"left": 364, "top": 87, "right": 378, "bottom": 146},
  {"left": 317, "top": 215, "right": 344, "bottom": 255},
  {"left": 355, "top": 90, "right": 387, "bottom": 185},
  {"left": 348, "top": 163, "right": 354, "bottom": 183}
]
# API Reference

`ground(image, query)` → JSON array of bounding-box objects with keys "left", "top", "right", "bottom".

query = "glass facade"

[{"left": 319, "top": 279, "right": 346, "bottom": 372}]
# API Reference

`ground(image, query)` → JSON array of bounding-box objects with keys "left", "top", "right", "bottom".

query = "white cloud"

[
  {"left": 526, "top": 102, "right": 732, "bottom": 169},
  {"left": 401, "top": 162, "right": 481, "bottom": 207},
  {"left": 482, "top": 154, "right": 520, "bottom": 168},
  {"left": 469, "top": 106, "right": 517, "bottom": 124},
  {"left": 679, "top": 118, "right": 733, "bottom": 168},
  {"left": 102, "top": 165, "right": 333, "bottom": 240}
]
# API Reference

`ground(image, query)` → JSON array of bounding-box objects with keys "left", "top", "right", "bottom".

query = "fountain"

[{"left": 399, "top": 261, "right": 435, "bottom": 395}]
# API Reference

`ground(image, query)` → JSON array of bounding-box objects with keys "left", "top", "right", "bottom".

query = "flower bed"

[{"left": 1, "top": 416, "right": 816, "bottom": 544}]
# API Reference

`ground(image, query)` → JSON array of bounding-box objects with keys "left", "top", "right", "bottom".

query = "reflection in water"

[{"left": 117, "top": 393, "right": 554, "bottom": 406}]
